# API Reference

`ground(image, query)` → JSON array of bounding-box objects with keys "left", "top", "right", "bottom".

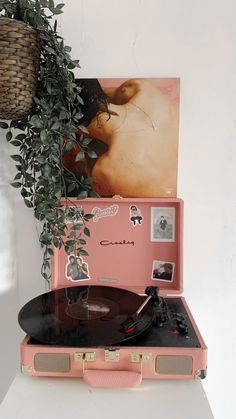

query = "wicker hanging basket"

[{"left": 0, "top": 17, "right": 41, "bottom": 120}]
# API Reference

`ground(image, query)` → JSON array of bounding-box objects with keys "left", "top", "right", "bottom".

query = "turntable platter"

[{"left": 18, "top": 286, "right": 154, "bottom": 346}]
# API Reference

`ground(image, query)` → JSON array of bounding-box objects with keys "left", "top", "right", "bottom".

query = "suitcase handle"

[{"left": 83, "top": 369, "right": 142, "bottom": 388}]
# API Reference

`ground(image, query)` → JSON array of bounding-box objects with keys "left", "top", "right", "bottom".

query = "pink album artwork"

[{"left": 64, "top": 78, "right": 180, "bottom": 198}]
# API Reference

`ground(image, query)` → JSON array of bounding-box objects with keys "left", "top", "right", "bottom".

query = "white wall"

[
  {"left": 0, "top": 0, "right": 235, "bottom": 417},
  {"left": 0, "top": 140, "right": 20, "bottom": 401}
]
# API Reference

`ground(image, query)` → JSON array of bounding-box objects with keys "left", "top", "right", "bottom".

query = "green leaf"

[
  {"left": 35, "top": 156, "right": 46, "bottom": 164},
  {"left": 43, "top": 163, "right": 51, "bottom": 177},
  {"left": 75, "top": 151, "right": 85, "bottom": 162},
  {"left": 80, "top": 137, "right": 92, "bottom": 146},
  {"left": 11, "top": 155, "right": 22, "bottom": 162},
  {"left": 78, "top": 125, "right": 89, "bottom": 134},
  {"left": 64, "top": 141, "right": 74, "bottom": 152},
  {"left": 83, "top": 177, "right": 94, "bottom": 186},
  {"left": 68, "top": 231, "right": 75, "bottom": 239},
  {"left": 40, "top": 233, "right": 52, "bottom": 243},
  {"left": 87, "top": 150, "right": 98, "bottom": 159},
  {"left": 65, "top": 240, "right": 76, "bottom": 246},
  {"left": 72, "top": 224, "right": 83, "bottom": 231},
  {"left": 15, "top": 134, "right": 26, "bottom": 140},
  {"left": 51, "top": 120, "right": 61, "bottom": 130},
  {"left": 72, "top": 60, "right": 80, "bottom": 67},
  {"left": 30, "top": 115, "right": 42, "bottom": 128},
  {"left": 48, "top": 0, "right": 55, "bottom": 9},
  {"left": 44, "top": 46, "right": 56, "bottom": 55},
  {"left": 77, "top": 191, "right": 88, "bottom": 199},
  {"left": 84, "top": 227, "right": 90, "bottom": 237},
  {"left": 10, "top": 140, "right": 21, "bottom": 147},
  {"left": 41, "top": 272, "right": 49, "bottom": 281},
  {"left": 14, "top": 173, "right": 22, "bottom": 180},
  {"left": 0, "top": 122, "right": 8, "bottom": 129},
  {"left": 59, "top": 110, "right": 68, "bottom": 120},
  {"left": 6, "top": 131, "right": 13, "bottom": 141},
  {"left": 84, "top": 213, "right": 94, "bottom": 220},
  {"left": 67, "top": 183, "right": 76, "bottom": 193},
  {"left": 21, "top": 188, "right": 30, "bottom": 198},
  {"left": 24, "top": 199, "right": 33, "bottom": 208},
  {"left": 51, "top": 8, "right": 63, "bottom": 15},
  {"left": 79, "top": 249, "right": 89, "bottom": 256},
  {"left": 57, "top": 3, "right": 65, "bottom": 9},
  {"left": 67, "top": 62, "right": 76, "bottom": 69},
  {"left": 89, "top": 190, "right": 100, "bottom": 198},
  {"left": 40, "top": 129, "right": 48, "bottom": 142},
  {"left": 53, "top": 19, "right": 57, "bottom": 32},
  {"left": 11, "top": 182, "right": 21, "bottom": 188}
]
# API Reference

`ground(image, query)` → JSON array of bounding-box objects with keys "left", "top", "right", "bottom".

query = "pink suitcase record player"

[{"left": 19, "top": 198, "right": 207, "bottom": 387}]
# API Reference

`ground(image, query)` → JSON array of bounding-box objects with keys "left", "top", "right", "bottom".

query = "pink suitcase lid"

[{"left": 51, "top": 198, "right": 183, "bottom": 296}]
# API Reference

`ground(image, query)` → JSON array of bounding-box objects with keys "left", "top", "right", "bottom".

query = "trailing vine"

[{"left": 0, "top": 0, "right": 98, "bottom": 282}]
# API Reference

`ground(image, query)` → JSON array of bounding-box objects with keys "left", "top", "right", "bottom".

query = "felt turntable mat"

[{"left": 18, "top": 286, "right": 154, "bottom": 346}]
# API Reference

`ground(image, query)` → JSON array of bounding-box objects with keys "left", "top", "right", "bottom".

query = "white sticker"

[{"left": 91, "top": 204, "right": 119, "bottom": 222}]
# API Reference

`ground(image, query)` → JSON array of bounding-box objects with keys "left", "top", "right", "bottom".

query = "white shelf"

[{"left": 0, "top": 372, "right": 213, "bottom": 419}]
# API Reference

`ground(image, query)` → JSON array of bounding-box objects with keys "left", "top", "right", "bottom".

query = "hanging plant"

[{"left": 0, "top": 0, "right": 98, "bottom": 282}]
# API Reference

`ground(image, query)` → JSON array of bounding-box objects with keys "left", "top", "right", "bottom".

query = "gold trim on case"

[{"left": 21, "top": 365, "right": 33, "bottom": 376}]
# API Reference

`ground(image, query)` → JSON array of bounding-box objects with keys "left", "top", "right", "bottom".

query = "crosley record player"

[{"left": 19, "top": 198, "right": 207, "bottom": 387}]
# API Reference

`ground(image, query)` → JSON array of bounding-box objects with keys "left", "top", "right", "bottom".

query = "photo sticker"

[
  {"left": 129, "top": 205, "right": 143, "bottom": 226},
  {"left": 65, "top": 255, "right": 90, "bottom": 282},
  {"left": 151, "top": 207, "right": 175, "bottom": 241},
  {"left": 151, "top": 260, "right": 175, "bottom": 282}
]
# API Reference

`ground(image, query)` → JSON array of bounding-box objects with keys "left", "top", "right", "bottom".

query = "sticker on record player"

[
  {"left": 129, "top": 205, "right": 143, "bottom": 226},
  {"left": 91, "top": 204, "right": 119, "bottom": 222},
  {"left": 151, "top": 260, "right": 175, "bottom": 282},
  {"left": 151, "top": 207, "right": 175, "bottom": 241},
  {"left": 65, "top": 255, "right": 90, "bottom": 282}
]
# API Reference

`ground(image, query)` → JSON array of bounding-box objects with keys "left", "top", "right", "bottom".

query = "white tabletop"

[{"left": 0, "top": 372, "right": 213, "bottom": 419}]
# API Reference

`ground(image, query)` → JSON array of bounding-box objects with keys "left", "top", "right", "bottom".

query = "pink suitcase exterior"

[{"left": 20, "top": 198, "right": 207, "bottom": 386}]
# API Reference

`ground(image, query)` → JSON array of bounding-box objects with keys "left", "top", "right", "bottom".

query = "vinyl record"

[{"left": 18, "top": 286, "right": 154, "bottom": 346}]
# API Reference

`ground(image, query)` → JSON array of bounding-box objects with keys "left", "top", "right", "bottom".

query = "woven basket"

[{"left": 0, "top": 17, "right": 41, "bottom": 120}]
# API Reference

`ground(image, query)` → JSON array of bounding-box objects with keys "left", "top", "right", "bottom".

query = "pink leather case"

[
  {"left": 20, "top": 198, "right": 207, "bottom": 386},
  {"left": 52, "top": 198, "right": 183, "bottom": 295}
]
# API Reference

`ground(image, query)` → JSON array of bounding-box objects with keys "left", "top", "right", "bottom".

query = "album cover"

[{"left": 64, "top": 78, "right": 180, "bottom": 198}]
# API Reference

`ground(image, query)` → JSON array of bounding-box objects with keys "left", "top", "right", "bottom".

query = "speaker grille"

[
  {"left": 156, "top": 355, "right": 193, "bottom": 375},
  {"left": 34, "top": 353, "right": 70, "bottom": 372}
]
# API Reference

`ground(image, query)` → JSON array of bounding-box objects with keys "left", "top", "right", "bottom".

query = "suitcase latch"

[
  {"left": 74, "top": 352, "right": 96, "bottom": 362},
  {"left": 105, "top": 349, "right": 120, "bottom": 362},
  {"left": 130, "top": 353, "right": 152, "bottom": 363}
]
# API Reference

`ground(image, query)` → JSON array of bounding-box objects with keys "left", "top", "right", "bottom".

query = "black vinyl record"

[{"left": 18, "top": 286, "right": 154, "bottom": 346}]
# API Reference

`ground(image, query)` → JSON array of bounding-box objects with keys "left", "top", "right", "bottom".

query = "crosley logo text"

[{"left": 100, "top": 239, "right": 135, "bottom": 247}]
